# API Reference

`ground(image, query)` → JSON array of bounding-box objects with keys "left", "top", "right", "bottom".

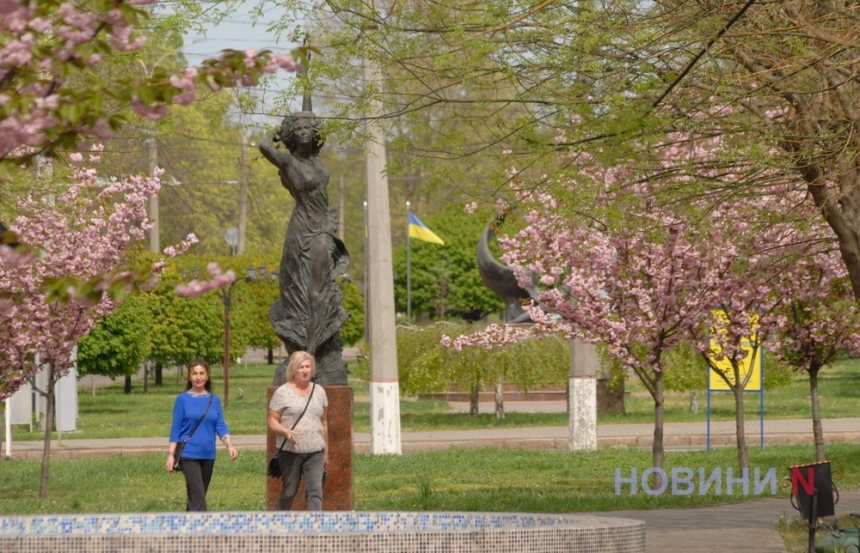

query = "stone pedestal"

[{"left": 267, "top": 385, "right": 353, "bottom": 510}]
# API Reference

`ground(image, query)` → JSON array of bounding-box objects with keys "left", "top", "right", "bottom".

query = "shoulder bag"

[
  {"left": 267, "top": 383, "right": 315, "bottom": 478},
  {"left": 173, "top": 393, "right": 213, "bottom": 472}
]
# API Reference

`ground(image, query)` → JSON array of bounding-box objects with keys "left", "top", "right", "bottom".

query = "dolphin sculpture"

[{"left": 476, "top": 211, "right": 542, "bottom": 324}]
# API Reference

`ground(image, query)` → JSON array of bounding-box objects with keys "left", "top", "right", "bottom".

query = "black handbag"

[
  {"left": 266, "top": 449, "right": 282, "bottom": 478},
  {"left": 268, "top": 384, "right": 315, "bottom": 478},
  {"left": 173, "top": 394, "right": 213, "bottom": 472},
  {"left": 172, "top": 442, "right": 185, "bottom": 471}
]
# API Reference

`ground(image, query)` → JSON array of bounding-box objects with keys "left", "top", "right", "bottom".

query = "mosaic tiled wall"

[{"left": 0, "top": 511, "right": 646, "bottom": 553}]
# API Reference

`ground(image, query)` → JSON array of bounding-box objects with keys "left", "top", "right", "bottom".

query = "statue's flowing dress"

[{"left": 265, "top": 149, "right": 349, "bottom": 382}]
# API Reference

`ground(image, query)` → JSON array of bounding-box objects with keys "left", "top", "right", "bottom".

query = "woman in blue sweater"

[{"left": 167, "top": 359, "right": 238, "bottom": 511}]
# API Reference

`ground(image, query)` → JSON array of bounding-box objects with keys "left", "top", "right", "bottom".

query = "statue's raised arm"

[{"left": 258, "top": 136, "right": 290, "bottom": 169}]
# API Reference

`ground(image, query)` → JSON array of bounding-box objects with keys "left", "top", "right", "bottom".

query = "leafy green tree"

[
  {"left": 339, "top": 277, "right": 365, "bottom": 347},
  {"left": 356, "top": 322, "right": 568, "bottom": 416},
  {"left": 234, "top": 268, "right": 281, "bottom": 360},
  {"left": 140, "top": 254, "right": 361, "bottom": 378},
  {"left": 95, "top": 84, "right": 297, "bottom": 259},
  {"left": 267, "top": 1, "right": 860, "bottom": 310},
  {"left": 392, "top": 208, "right": 504, "bottom": 321},
  {"left": 270, "top": 1, "right": 640, "bottom": 195},
  {"left": 77, "top": 295, "right": 152, "bottom": 396},
  {"left": 144, "top": 263, "right": 223, "bottom": 372},
  {"left": 662, "top": 340, "right": 793, "bottom": 394},
  {"left": 208, "top": 255, "right": 281, "bottom": 366}
]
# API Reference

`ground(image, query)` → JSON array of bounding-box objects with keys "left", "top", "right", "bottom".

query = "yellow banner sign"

[{"left": 707, "top": 309, "right": 763, "bottom": 391}]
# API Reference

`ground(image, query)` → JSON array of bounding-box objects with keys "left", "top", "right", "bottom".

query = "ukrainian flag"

[{"left": 407, "top": 211, "right": 445, "bottom": 245}]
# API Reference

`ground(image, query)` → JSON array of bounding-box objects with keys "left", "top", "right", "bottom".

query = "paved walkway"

[
  {"left": 8, "top": 410, "right": 859, "bottom": 458},
  {"left": 5, "top": 401, "right": 859, "bottom": 552},
  {"left": 591, "top": 489, "right": 860, "bottom": 552}
]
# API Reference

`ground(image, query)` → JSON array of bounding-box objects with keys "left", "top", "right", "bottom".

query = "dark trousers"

[
  {"left": 277, "top": 450, "right": 325, "bottom": 510},
  {"left": 180, "top": 458, "right": 215, "bottom": 512}
]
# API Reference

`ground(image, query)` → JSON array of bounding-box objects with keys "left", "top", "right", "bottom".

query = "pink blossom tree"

[
  {"left": 0, "top": 150, "right": 195, "bottom": 497},
  {"left": 450, "top": 173, "right": 726, "bottom": 480},
  {"left": 0, "top": 0, "right": 293, "bottom": 499},
  {"left": 768, "top": 249, "right": 860, "bottom": 462},
  {"left": 0, "top": 0, "right": 300, "bottom": 172},
  {"left": 686, "top": 173, "right": 857, "bottom": 467},
  {"left": 678, "top": 182, "right": 787, "bottom": 468},
  {"left": 449, "top": 127, "right": 847, "bottom": 472}
]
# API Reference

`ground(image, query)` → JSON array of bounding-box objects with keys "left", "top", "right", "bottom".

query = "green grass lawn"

[
  {"left": 4, "top": 357, "right": 859, "bottom": 542},
  {"left": 2, "top": 443, "right": 856, "bottom": 515},
  {"left": 8, "top": 356, "right": 860, "bottom": 441},
  {"left": 612, "top": 355, "right": 860, "bottom": 424}
]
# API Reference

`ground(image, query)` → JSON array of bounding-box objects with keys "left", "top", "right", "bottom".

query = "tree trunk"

[
  {"left": 802, "top": 162, "right": 860, "bottom": 301},
  {"left": 143, "top": 362, "right": 148, "bottom": 393},
  {"left": 651, "top": 371, "right": 665, "bottom": 490},
  {"left": 712, "top": 2, "right": 860, "bottom": 302},
  {"left": 597, "top": 378, "right": 626, "bottom": 415},
  {"left": 39, "top": 364, "right": 56, "bottom": 498},
  {"left": 90, "top": 375, "right": 96, "bottom": 397},
  {"left": 469, "top": 383, "right": 479, "bottom": 416},
  {"left": 733, "top": 366, "right": 749, "bottom": 469},
  {"left": 809, "top": 366, "right": 825, "bottom": 462},
  {"left": 124, "top": 375, "right": 131, "bottom": 394},
  {"left": 494, "top": 380, "right": 505, "bottom": 420},
  {"left": 268, "top": 347, "right": 274, "bottom": 365},
  {"left": 155, "top": 362, "right": 163, "bottom": 387}
]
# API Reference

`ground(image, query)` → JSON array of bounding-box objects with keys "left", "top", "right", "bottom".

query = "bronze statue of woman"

[{"left": 259, "top": 97, "right": 350, "bottom": 386}]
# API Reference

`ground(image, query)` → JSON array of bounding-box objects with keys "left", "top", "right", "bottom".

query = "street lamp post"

[
  {"left": 221, "top": 279, "right": 237, "bottom": 408},
  {"left": 255, "top": 264, "right": 279, "bottom": 364},
  {"left": 220, "top": 227, "right": 240, "bottom": 408},
  {"left": 220, "top": 264, "right": 275, "bottom": 408}
]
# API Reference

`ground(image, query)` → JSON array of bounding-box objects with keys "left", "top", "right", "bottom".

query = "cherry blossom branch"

[{"left": 174, "top": 262, "right": 236, "bottom": 298}]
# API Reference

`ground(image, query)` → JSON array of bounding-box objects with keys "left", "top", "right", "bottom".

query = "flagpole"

[{"left": 406, "top": 200, "right": 411, "bottom": 323}]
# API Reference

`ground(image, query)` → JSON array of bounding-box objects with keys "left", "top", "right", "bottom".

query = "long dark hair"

[{"left": 185, "top": 359, "right": 212, "bottom": 392}]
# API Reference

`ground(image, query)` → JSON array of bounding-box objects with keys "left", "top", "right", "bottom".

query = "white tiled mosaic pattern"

[{"left": 0, "top": 511, "right": 645, "bottom": 552}]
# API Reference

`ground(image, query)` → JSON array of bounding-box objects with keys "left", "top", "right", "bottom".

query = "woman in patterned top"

[{"left": 267, "top": 350, "right": 329, "bottom": 510}]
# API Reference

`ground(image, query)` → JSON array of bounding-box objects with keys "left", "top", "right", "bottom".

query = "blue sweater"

[{"left": 169, "top": 392, "right": 229, "bottom": 460}]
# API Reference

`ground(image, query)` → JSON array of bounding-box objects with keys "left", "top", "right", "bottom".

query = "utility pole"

[
  {"left": 363, "top": 201, "right": 370, "bottom": 347},
  {"left": 137, "top": 53, "right": 181, "bottom": 254},
  {"left": 338, "top": 174, "right": 345, "bottom": 240},
  {"left": 148, "top": 122, "right": 159, "bottom": 253},
  {"left": 569, "top": 339, "right": 598, "bottom": 451},
  {"left": 364, "top": 53, "right": 401, "bottom": 455},
  {"left": 237, "top": 118, "right": 250, "bottom": 255}
]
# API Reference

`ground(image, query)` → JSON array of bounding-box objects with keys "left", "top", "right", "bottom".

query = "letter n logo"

[{"left": 791, "top": 466, "right": 814, "bottom": 496}]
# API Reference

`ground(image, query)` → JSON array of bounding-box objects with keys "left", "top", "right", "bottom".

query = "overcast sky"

[
  {"left": 180, "top": 2, "right": 305, "bottom": 122},
  {"left": 181, "top": 3, "right": 296, "bottom": 65}
]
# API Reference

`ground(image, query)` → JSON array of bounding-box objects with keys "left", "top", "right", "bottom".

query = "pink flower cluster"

[
  {"left": 1, "top": 0, "right": 300, "bottom": 164},
  {"left": 0, "top": 148, "right": 193, "bottom": 398},
  {"left": 175, "top": 262, "right": 236, "bottom": 298}
]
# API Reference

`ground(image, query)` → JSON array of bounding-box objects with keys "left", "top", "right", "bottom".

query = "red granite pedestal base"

[{"left": 266, "top": 385, "right": 354, "bottom": 510}]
